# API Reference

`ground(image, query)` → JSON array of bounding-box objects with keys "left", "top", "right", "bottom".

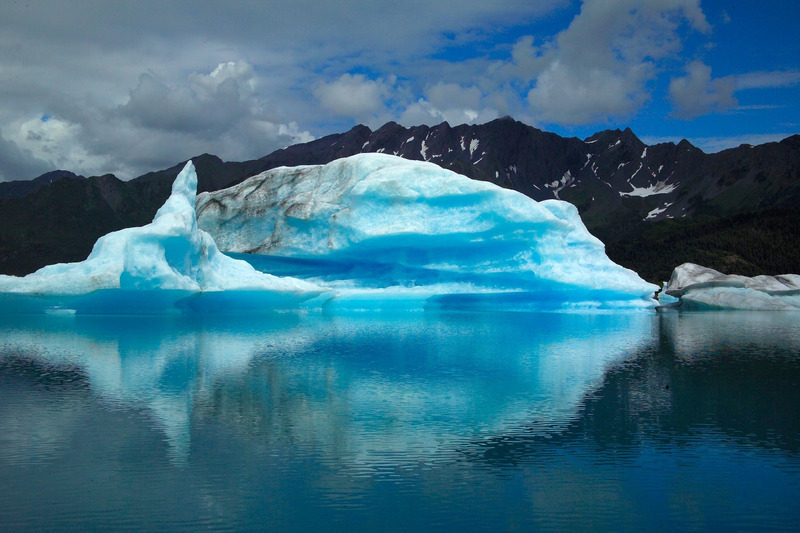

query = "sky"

[{"left": 1, "top": 0, "right": 799, "bottom": 182}]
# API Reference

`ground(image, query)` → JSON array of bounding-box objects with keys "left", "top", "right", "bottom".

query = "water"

[{"left": 1, "top": 310, "right": 798, "bottom": 531}]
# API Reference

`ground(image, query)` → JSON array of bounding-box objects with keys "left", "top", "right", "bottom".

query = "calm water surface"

[{"left": 1, "top": 310, "right": 798, "bottom": 531}]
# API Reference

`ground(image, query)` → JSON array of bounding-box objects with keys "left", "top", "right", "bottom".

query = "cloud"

[
  {"left": 108, "top": 62, "right": 314, "bottom": 174},
  {"left": 11, "top": 116, "right": 108, "bottom": 176},
  {"left": 1, "top": 61, "right": 313, "bottom": 179},
  {"left": 427, "top": 83, "right": 483, "bottom": 111},
  {"left": 398, "top": 99, "right": 498, "bottom": 128},
  {"left": 669, "top": 61, "right": 737, "bottom": 118},
  {"left": 0, "top": 126, "right": 52, "bottom": 182},
  {"left": 312, "top": 74, "right": 505, "bottom": 129},
  {"left": 397, "top": 83, "right": 500, "bottom": 127},
  {"left": 0, "top": 1, "right": 570, "bottom": 178},
  {"left": 526, "top": 0, "right": 709, "bottom": 125},
  {"left": 528, "top": 62, "right": 653, "bottom": 124},
  {"left": 0, "top": 0, "right": 795, "bottom": 180},
  {"left": 734, "top": 70, "right": 800, "bottom": 90},
  {"left": 668, "top": 63, "right": 800, "bottom": 119},
  {"left": 0, "top": 2, "right": 567, "bottom": 79},
  {"left": 314, "top": 74, "right": 393, "bottom": 120},
  {"left": 118, "top": 62, "right": 257, "bottom": 137}
]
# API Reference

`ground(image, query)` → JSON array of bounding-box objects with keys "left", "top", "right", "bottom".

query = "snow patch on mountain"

[
  {"left": 645, "top": 203, "right": 672, "bottom": 220},
  {"left": 545, "top": 170, "right": 575, "bottom": 199},
  {"left": 630, "top": 162, "right": 644, "bottom": 180},
  {"left": 469, "top": 139, "right": 479, "bottom": 158},
  {"left": 621, "top": 180, "right": 679, "bottom": 198}
]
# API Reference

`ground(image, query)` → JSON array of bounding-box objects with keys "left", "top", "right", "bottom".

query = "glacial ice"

[
  {"left": 0, "top": 161, "right": 322, "bottom": 314},
  {"left": 664, "top": 263, "right": 800, "bottom": 311},
  {"left": 0, "top": 154, "right": 659, "bottom": 314},
  {"left": 196, "top": 154, "right": 658, "bottom": 311}
]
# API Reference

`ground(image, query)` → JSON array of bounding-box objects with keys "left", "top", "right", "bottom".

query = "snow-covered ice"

[
  {"left": 197, "top": 154, "right": 658, "bottom": 311},
  {"left": 0, "top": 161, "right": 322, "bottom": 313},
  {"left": 0, "top": 154, "right": 660, "bottom": 314},
  {"left": 664, "top": 263, "right": 800, "bottom": 310}
]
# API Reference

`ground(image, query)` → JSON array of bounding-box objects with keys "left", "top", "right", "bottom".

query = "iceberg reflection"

[{"left": 0, "top": 312, "right": 654, "bottom": 464}]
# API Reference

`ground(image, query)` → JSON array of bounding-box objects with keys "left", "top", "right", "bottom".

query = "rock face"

[
  {"left": 197, "top": 154, "right": 658, "bottom": 311},
  {"left": 252, "top": 119, "right": 800, "bottom": 225},
  {"left": 664, "top": 263, "right": 800, "bottom": 310}
]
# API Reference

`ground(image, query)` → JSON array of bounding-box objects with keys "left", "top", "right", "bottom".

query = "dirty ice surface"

[
  {"left": 664, "top": 262, "right": 800, "bottom": 311},
  {"left": 196, "top": 154, "right": 657, "bottom": 312},
  {"left": 1, "top": 155, "right": 657, "bottom": 314}
]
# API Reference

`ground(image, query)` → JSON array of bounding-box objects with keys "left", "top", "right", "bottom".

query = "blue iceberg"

[
  {"left": 1, "top": 154, "right": 657, "bottom": 314},
  {"left": 197, "top": 154, "right": 657, "bottom": 311},
  {"left": 0, "top": 161, "right": 323, "bottom": 314}
]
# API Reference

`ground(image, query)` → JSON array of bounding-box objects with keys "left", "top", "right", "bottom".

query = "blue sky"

[{"left": 0, "top": 0, "right": 798, "bottom": 181}]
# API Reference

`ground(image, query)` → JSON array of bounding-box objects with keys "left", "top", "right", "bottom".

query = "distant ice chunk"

[
  {"left": 664, "top": 263, "right": 800, "bottom": 310},
  {"left": 197, "top": 154, "right": 658, "bottom": 311},
  {"left": 0, "top": 161, "right": 322, "bottom": 313}
]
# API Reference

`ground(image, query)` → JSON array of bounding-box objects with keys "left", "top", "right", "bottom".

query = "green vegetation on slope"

[{"left": 594, "top": 208, "right": 800, "bottom": 283}]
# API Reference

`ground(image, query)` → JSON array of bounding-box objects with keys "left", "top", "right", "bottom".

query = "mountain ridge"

[{"left": 2, "top": 118, "right": 799, "bottom": 281}]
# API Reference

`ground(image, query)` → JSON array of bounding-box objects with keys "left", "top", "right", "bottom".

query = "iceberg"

[
  {"left": 0, "top": 161, "right": 322, "bottom": 314},
  {"left": 197, "top": 154, "right": 657, "bottom": 311},
  {"left": 0, "top": 154, "right": 657, "bottom": 314},
  {"left": 664, "top": 262, "right": 800, "bottom": 310}
]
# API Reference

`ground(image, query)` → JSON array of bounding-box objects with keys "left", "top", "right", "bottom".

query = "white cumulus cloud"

[
  {"left": 669, "top": 61, "right": 737, "bottom": 118},
  {"left": 314, "top": 74, "right": 394, "bottom": 119},
  {"left": 526, "top": 0, "right": 709, "bottom": 125},
  {"left": 669, "top": 62, "right": 800, "bottom": 119},
  {"left": 1, "top": 61, "right": 313, "bottom": 180},
  {"left": 397, "top": 83, "right": 499, "bottom": 126}
]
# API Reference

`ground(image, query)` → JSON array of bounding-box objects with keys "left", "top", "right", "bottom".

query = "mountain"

[
  {"left": 2, "top": 118, "right": 799, "bottom": 281},
  {"left": 253, "top": 118, "right": 800, "bottom": 224},
  {"left": 0, "top": 170, "right": 84, "bottom": 200}
]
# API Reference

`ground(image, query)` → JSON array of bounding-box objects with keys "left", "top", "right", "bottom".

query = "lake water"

[{"left": 1, "top": 310, "right": 799, "bottom": 531}]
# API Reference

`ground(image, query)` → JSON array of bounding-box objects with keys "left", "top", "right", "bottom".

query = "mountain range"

[{"left": 2, "top": 117, "right": 799, "bottom": 282}]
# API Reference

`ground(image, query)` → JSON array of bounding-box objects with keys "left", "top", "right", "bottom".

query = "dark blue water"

[{"left": 1, "top": 310, "right": 798, "bottom": 531}]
